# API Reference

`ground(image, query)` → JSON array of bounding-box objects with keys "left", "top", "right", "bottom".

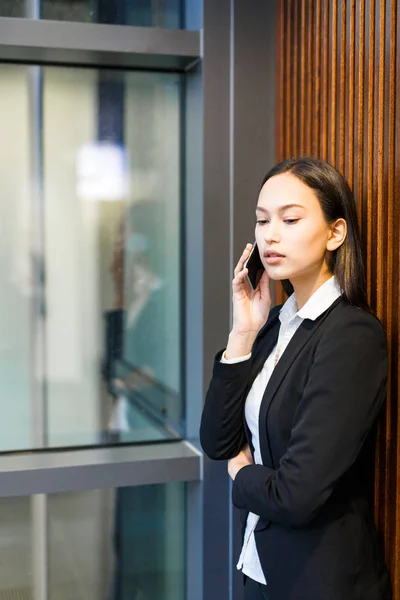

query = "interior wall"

[{"left": 275, "top": 0, "right": 400, "bottom": 595}]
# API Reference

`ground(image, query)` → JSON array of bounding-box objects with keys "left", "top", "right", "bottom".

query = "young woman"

[{"left": 200, "top": 158, "right": 391, "bottom": 600}]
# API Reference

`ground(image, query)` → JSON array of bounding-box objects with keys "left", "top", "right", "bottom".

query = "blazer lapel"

[
  {"left": 250, "top": 314, "right": 281, "bottom": 385},
  {"left": 258, "top": 297, "right": 343, "bottom": 466},
  {"left": 241, "top": 314, "right": 280, "bottom": 457}
]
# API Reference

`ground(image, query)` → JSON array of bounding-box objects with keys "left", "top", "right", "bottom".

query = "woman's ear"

[{"left": 327, "top": 218, "right": 347, "bottom": 251}]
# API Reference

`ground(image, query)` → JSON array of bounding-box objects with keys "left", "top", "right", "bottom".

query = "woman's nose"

[{"left": 264, "top": 221, "right": 280, "bottom": 244}]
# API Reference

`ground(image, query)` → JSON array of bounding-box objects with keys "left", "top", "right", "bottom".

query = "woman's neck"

[{"left": 291, "top": 271, "right": 333, "bottom": 310}]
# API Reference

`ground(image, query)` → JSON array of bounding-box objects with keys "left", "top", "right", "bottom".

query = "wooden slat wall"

[{"left": 276, "top": 0, "right": 400, "bottom": 595}]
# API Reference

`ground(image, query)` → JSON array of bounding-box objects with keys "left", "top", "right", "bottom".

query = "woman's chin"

[{"left": 265, "top": 268, "right": 288, "bottom": 282}]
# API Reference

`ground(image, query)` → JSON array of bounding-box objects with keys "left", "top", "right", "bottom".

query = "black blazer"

[{"left": 200, "top": 297, "right": 391, "bottom": 600}]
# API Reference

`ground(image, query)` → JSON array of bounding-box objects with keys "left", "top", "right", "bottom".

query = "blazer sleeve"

[
  {"left": 231, "top": 310, "right": 388, "bottom": 528},
  {"left": 200, "top": 306, "right": 281, "bottom": 461},
  {"left": 199, "top": 351, "right": 251, "bottom": 460}
]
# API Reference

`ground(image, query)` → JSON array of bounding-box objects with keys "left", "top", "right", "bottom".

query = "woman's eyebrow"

[
  {"left": 278, "top": 203, "right": 305, "bottom": 212},
  {"left": 256, "top": 203, "right": 305, "bottom": 213}
]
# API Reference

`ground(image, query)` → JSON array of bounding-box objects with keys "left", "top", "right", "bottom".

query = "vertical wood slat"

[
  {"left": 339, "top": 0, "right": 346, "bottom": 173},
  {"left": 356, "top": 0, "right": 365, "bottom": 219},
  {"left": 313, "top": 0, "right": 322, "bottom": 156},
  {"left": 374, "top": 0, "right": 388, "bottom": 553},
  {"left": 300, "top": 0, "right": 306, "bottom": 155},
  {"left": 321, "top": 0, "right": 329, "bottom": 160},
  {"left": 306, "top": 0, "right": 313, "bottom": 155},
  {"left": 347, "top": 0, "right": 356, "bottom": 186},
  {"left": 366, "top": 0, "right": 375, "bottom": 303},
  {"left": 387, "top": 0, "right": 396, "bottom": 381},
  {"left": 329, "top": 0, "right": 338, "bottom": 165},
  {"left": 376, "top": 0, "right": 385, "bottom": 318},
  {"left": 389, "top": 0, "right": 400, "bottom": 593},
  {"left": 293, "top": 0, "right": 299, "bottom": 156},
  {"left": 275, "top": 0, "right": 400, "bottom": 594}
]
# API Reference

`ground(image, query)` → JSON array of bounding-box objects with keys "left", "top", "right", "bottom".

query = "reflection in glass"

[
  {"left": 0, "top": 65, "right": 32, "bottom": 451},
  {"left": 0, "top": 484, "right": 185, "bottom": 600},
  {"left": 0, "top": 497, "right": 32, "bottom": 596},
  {"left": 0, "top": 0, "right": 183, "bottom": 28},
  {"left": 0, "top": 0, "right": 25, "bottom": 17},
  {"left": 0, "top": 65, "right": 182, "bottom": 451}
]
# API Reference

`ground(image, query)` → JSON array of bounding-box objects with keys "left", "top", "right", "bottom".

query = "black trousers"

[{"left": 243, "top": 576, "right": 270, "bottom": 600}]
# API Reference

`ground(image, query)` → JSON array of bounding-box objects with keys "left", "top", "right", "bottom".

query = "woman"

[{"left": 200, "top": 158, "right": 391, "bottom": 600}]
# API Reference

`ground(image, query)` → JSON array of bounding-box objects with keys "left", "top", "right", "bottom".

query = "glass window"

[
  {"left": 0, "top": 483, "right": 185, "bottom": 600},
  {"left": 0, "top": 0, "right": 184, "bottom": 28},
  {"left": 0, "top": 64, "right": 183, "bottom": 451},
  {"left": 0, "top": 496, "right": 32, "bottom": 594}
]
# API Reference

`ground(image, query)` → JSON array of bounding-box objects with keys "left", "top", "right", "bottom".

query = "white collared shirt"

[{"left": 221, "top": 276, "right": 342, "bottom": 585}]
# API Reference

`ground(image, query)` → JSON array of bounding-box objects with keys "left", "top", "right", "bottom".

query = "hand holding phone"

[{"left": 226, "top": 242, "right": 271, "bottom": 357}]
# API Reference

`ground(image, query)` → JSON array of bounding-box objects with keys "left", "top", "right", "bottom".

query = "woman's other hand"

[
  {"left": 225, "top": 243, "right": 271, "bottom": 359},
  {"left": 228, "top": 444, "right": 254, "bottom": 480}
]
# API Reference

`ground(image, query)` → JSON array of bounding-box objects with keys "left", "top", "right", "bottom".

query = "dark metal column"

[
  {"left": 199, "top": 1, "right": 277, "bottom": 599},
  {"left": 231, "top": 2, "right": 277, "bottom": 599},
  {"left": 201, "top": 2, "right": 233, "bottom": 600}
]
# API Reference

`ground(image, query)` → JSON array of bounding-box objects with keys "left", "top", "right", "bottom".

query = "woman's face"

[{"left": 255, "top": 173, "right": 334, "bottom": 286}]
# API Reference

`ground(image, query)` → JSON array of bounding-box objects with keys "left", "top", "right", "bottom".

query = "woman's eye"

[
  {"left": 256, "top": 219, "right": 268, "bottom": 225},
  {"left": 284, "top": 219, "right": 299, "bottom": 225}
]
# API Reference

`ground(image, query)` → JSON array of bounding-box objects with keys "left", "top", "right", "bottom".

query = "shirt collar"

[{"left": 279, "top": 276, "right": 342, "bottom": 324}]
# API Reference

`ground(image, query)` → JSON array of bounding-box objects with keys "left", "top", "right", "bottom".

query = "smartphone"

[{"left": 244, "top": 242, "right": 265, "bottom": 290}]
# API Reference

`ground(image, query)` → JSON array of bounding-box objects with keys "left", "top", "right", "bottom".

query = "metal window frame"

[
  {"left": 0, "top": 441, "right": 202, "bottom": 497},
  {"left": 0, "top": 17, "right": 200, "bottom": 70},
  {"left": 0, "top": 10, "right": 201, "bottom": 468}
]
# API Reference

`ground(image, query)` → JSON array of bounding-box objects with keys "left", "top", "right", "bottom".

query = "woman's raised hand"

[{"left": 225, "top": 243, "right": 271, "bottom": 359}]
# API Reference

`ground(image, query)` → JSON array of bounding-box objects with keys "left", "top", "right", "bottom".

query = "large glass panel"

[
  {"left": 49, "top": 483, "right": 186, "bottom": 600},
  {"left": 0, "top": 64, "right": 183, "bottom": 451},
  {"left": 0, "top": 66, "right": 33, "bottom": 451},
  {"left": 0, "top": 483, "right": 185, "bottom": 600},
  {"left": 0, "top": 0, "right": 184, "bottom": 28},
  {"left": 0, "top": 496, "right": 32, "bottom": 596}
]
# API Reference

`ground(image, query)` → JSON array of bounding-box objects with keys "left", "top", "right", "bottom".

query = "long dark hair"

[{"left": 260, "top": 157, "right": 370, "bottom": 311}]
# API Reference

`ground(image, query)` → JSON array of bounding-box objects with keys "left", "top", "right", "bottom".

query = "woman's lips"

[
  {"left": 265, "top": 255, "right": 284, "bottom": 265},
  {"left": 264, "top": 251, "right": 285, "bottom": 265}
]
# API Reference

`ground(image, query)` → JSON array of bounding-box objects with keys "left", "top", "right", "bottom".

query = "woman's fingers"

[
  {"left": 232, "top": 267, "right": 248, "bottom": 291},
  {"left": 233, "top": 243, "right": 253, "bottom": 278}
]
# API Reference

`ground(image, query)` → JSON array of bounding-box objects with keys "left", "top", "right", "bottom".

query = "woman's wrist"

[{"left": 225, "top": 329, "right": 258, "bottom": 359}]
